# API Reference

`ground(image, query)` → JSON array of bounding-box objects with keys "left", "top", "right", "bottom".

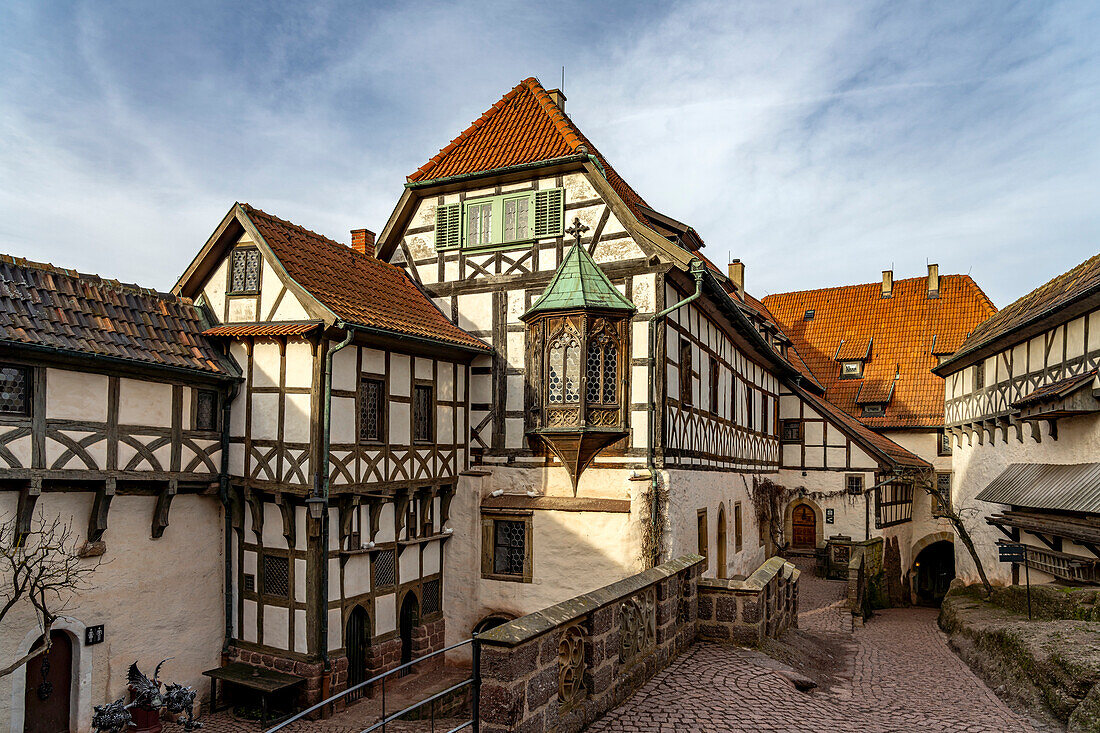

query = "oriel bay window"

[{"left": 521, "top": 235, "right": 635, "bottom": 491}]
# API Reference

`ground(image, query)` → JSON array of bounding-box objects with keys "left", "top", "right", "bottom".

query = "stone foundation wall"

[
  {"left": 225, "top": 646, "right": 327, "bottom": 707},
  {"left": 476, "top": 555, "right": 703, "bottom": 733},
  {"left": 696, "top": 556, "right": 799, "bottom": 645}
]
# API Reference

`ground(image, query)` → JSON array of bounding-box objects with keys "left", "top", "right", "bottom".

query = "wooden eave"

[
  {"left": 0, "top": 339, "right": 240, "bottom": 385},
  {"left": 326, "top": 323, "right": 484, "bottom": 362},
  {"left": 987, "top": 508, "right": 1100, "bottom": 550}
]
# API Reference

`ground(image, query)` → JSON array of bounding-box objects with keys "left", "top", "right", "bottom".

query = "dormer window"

[
  {"left": 803, "top": 309, "right": 815, "bottom": 321},
  {"left": 521, "top": 220, "right": 635, "bottom": 492},
  {"left": 861, "top": 403, "right": 886, "bottom": 417},
  {"left": 840, "top": 361, "right": 864, "bottom": 379},
  {"left": 229, "top": 248, "right": 261, "bottom": 294}
]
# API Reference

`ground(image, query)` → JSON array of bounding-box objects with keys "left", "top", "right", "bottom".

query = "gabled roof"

[
  {"left": 0, "top": 254, "right": 235, "bottom": 379},
  {"left": 763, "top": 274, "right": 996, "bottom": 429},
  {"left": 791, "top": 384, "right": 928, "bottom": 470},
  {"left": 523, "top": 243, "right": 635, "bottom": 319},
  {"left": 407, "top": 77, "right": 652, "bottom": 226},
  {"left": 938, "top": 251, "right": 1100, "bottom": 374},
  {"left": 240, "top": 205, "right": 491, "bottom": 353}
]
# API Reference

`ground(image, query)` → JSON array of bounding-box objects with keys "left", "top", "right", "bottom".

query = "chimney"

[
  {"left": 351, "top": 228, "right": 376, "bottom": 257},
  {"left": 881, "top": 270, "right": 893, "bottom": 299},
  {"left": 927, "top": 263, "right": 940, "bottom": 299},
  {"left": 547, "top": 88, "right": 567, "bottom": 111},
  {"left": 728, "top": 259, "right": 745, "bottom": 299}
]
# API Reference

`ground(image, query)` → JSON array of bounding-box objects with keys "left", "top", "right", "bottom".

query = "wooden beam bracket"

[
  {"left": 152, "top": 480, "right": 178, "bottom": 539},
  {"left": 87, "top": 478, "right": 116, "bottom": 543},
  {"left": 275, "top": 492, "right": 296, "bottom": 548}
]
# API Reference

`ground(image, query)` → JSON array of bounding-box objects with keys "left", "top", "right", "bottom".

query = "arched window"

[{"left": 548, "top": 333, "right": 580, "bottom": 404}]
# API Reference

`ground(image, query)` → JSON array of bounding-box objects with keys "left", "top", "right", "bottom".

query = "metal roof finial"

[{"left": 565, "top": 217, "right": 589, "bottom": 248}]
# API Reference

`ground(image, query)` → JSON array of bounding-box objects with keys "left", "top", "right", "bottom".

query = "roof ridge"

[
  {"left": 0, "top": 252, "right": 190, "bottom": 304},
  {"left": 240, "top": 203, "right": 349, "bottom": 250},
  {"left": 762, "top": 272, "right": 982, "bottom": 302},
  {"left": 524, "top": 78, "right": 584, "bottom": 151}
]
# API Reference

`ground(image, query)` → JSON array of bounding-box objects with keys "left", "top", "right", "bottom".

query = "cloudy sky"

[{"left": 2, "top": 1, "right": 1098, "bottom": 307}]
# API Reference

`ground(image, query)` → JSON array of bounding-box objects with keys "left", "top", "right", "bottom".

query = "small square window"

[
  {"left": 228, "top": 248, "right": 261, "bottom": 294},
  {"left": 262, "top": 554, "right": 289, "bottom": 598},
  {"left": 781, "top": 419, "right": 802, "bottom": 443},
  {"left": 413, "top": 384, "right": 434, "bottom": 442},
  {"left": 846, "top": 475, "right": 864, "bottom": 495},
  {"left": 483, "top": 514, "right": 531, "bottom": 581},
  {"left": 195, "top": 389, "right": 218, "bottom": 431},
  {"left": 861, "top": 403, "right": 886, "bottom": 417},
  {"left": 0, "top": 365, "right": 30, "bottom": 416},
  {"left": 803, "top": 309, "right": 815, "bottom": 321},
  {"left": 938, "top": 430, "right": 953, "bottom": 456},
  {"left": 840, "top": 361, "right": 863, "bottom": 379},
  {"left": 359, "top": 378, "right": 386, "bottom": 443}
]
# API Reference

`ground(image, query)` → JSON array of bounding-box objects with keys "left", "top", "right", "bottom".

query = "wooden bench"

[{"left": 203, "top": 662, "right": 305, "bottom": 727}]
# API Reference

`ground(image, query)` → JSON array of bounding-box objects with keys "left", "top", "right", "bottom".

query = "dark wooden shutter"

[
  {"left": 435, "top": 203, "right": 462, "bottom": 249},
  {"left": 533, "top": 188, "right": 564, "bottom": 237}
]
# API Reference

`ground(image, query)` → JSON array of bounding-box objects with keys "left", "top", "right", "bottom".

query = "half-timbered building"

[
  {"left": 373, "top": 78, "right": 931, "bottom": 641},
  {"left": 764, "top": 268, "right": 995, "bottom": 601},
  {"left": 0, "top": 255, "right": 239, "bottom": 733},
  {"left": 173, "top": 204, "right": 491, "bottom": 704},
  {"left": 935, "top": 252, "right": 1100, "bottom": 586}
]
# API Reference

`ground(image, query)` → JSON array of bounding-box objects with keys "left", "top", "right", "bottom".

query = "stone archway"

[
  {"left": 784, "top": 499, "right": 824, "bottom": 550},
  {"left": 910, "top": 531, "right": 955, "bottom": 605},
  {"left": 11, "top": 617, "right": 90, "bottom": 733}
]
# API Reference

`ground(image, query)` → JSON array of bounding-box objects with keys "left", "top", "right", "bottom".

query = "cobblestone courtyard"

[{"left": 588, "top": 559, "right": 1045, "bottom": 733}]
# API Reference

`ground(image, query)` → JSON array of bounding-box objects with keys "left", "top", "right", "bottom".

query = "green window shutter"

[
  {"left": 533, "top": 188, "right": 564, "bottom": 238},
  {"left": 435, "top": 203, "right": 462, "bottom": 250}
]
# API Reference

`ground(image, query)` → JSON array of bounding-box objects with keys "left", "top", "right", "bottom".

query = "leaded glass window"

[
  {"left": 262, "top": 554, "right": 289, "bottom": 597},
  {"left": 564, "top": 342, "right": 580, "bottom": 403},
  {"left": 0, "top": 365, "right": 29, "bottom": 416},
  {"left": 493, "top": 520, "right": 526, "bottom": 576},
  {"left": 422, "top": 578, "right": 441, "bottom": 615},
  {"left": 195, "top": 389, "right": 218, "bottom": 431},
  {"left": 467, "top": 201, "right": 492, "bottom": 247},
  {"left": 584, "top": 338, "right": 618, "bottom": 404},
  {"left": 548, "top": 334, "right": 580, "bottom": 404},
  {"left": 373, "top": 549, "right": 396, "bottom": 587},
  {"left": 359, "top": 378, "right": 385, "bottom": 443},
  {"left": 413, "top": 385, "right": 433, "bottom": 442},
  {"left": 229, "top": 248, "right": 261, "bottom": 294},
  {"left": 504, "top": 197, "right": 529, "bottom": 242},
  {"left": 586, "top": 341, "right": 602, "bottom": 403},
  {"left": 602, "top": 341, "right": 617, "bottom": 403}
]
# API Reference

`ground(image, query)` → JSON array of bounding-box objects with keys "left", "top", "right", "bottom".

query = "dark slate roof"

[
  {"left": 939, "top": 251, "right": 1100, "bottom": 372},
  {"left": 1011, "top": 370, "right": 1098, "bottom": 409},
  {"left": 524, "top": 243, "right": 635, "bottom": 318},
  {"left": 976, "top": 463, "right": 1100, "bottom": 514},
  {"left": 240, "top": 205, "right": 491, "bottom": 353},
  {"left": 0, "top": 254, "right": 235, "bottom": 378}
]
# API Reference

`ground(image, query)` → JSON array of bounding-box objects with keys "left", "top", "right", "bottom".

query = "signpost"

[{"left": 998, "top": 543, "right": 1031, "bottom": 620}]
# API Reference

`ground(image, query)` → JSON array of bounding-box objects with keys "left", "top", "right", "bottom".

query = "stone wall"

[
  {"left": 696, "top": 556, "right": 800, "bottom": 645},
  {"left": 844, "top": 538, "right": 884, "bottom": 617},
  {"left": 476, "top": 555, "right": 703, "bottom": 733}
]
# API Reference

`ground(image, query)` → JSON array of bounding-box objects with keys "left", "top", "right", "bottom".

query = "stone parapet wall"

[
  {"left": 225, "top": 645, "right": 327, "bottom": 707},
  {"left": 476, "top": 555, "right": 703, "bottom": 733},
  {"left": 696, "top": 556, "right": 800, "bottom": 645},
  {"left": 844, "top": 538, "right": 884, "bottom": 617}
]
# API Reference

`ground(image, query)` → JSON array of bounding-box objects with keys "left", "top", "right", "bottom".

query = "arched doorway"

[
  {"left": 472, "top": 614, "right": 513, "bottom": 636},
  {"left": 791, "top": 504, "right": 817, "bottom": 549},
  {"left": 716, "top": 505, "right": 728, "bottom": 579},
  {"left": 23, "top": 630, "right": 72, "bottom": 733},
  {"left": 913, "top": 540, "right": 955, "bottom": 605},
  {"left": 344, "top": 605, "right": 371, "bottom": 701},
  {"left": 398, "top": 592, "right": 420, "bottom": 675}
]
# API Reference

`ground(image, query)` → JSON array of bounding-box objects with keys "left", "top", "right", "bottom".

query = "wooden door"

[
  {"left": 792, "top": 505, "right": 816, "bottom": 549},
  {"left": 345, "top": 606, "right": 370, "bottom": 701},
  {"left": 23, "top": 631, "right": 71, "bottom": 733},
  {"left": 398, "top": 592, "right": 420, "bottom": 676}
]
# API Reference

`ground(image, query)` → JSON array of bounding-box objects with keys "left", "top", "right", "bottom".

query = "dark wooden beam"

[
  {"left": 152, "top": 480, "right": 177, "bottom": 538},
  {"left": 275, "top": 492, "right": 295, "bottom": 547},
  {"left": 16, "top": 478, "right": 42, "bottom": 537},
  {"left": 87, "top": 478, "right": 115, "bottom": 542},
  {"left": 245, "top": 489, "right": 264, "bottom": 541}
]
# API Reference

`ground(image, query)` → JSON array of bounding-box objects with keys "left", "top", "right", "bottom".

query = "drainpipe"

[
  {"left": 313, "top": 323, "right": 355, "bottom": 669},
  {"left": 220, "top": 382, "right": 240, "bottom": 657},
  {"left": 646, "top": 259, "right": 706, "bottom": 567}
]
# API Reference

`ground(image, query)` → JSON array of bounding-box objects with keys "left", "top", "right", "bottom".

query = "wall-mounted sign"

[
  {"left": 84, "top": 625, "right": 104, "bottom": 646},
  {"left": 825, "top": 509, "right": 835, "bottom": 525}
]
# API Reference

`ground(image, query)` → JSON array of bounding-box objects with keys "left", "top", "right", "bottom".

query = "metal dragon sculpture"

[{"left": 91, "top": 660, "right": 203, "bottom": 733}]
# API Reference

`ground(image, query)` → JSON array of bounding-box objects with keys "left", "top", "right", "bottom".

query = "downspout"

[
  {"left": 646, "top": 259, "right": 706, "bottom": 567},
  {"left": 220, "top": 382, "right": 240, "bottom": 657},
  {"left": 314, "top": 324, "right": 355, "bottom": 669}
]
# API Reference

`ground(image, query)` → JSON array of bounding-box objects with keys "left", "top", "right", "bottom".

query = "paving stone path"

[{"left": 588, "top": 559, "right": 1044, "bottom": 733}]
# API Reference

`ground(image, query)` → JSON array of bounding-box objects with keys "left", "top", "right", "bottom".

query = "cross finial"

[{"left": 565, "top": 217, "right": 589, "bottom": 247}]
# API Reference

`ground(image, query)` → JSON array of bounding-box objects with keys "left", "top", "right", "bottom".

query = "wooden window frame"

[
  {"left": 358, "top": 375, "right": 387, "bottom": 444},
  {"left": 260, "top": 552, "right": 290, "bottom": 601},
  {"left": 781, "top": 419, "right": 802, "bottom": 443},
  {"left": 746, "top": 389, "right": 755, "bottom": 431},
  {"left": 932, "top": 472, "right": 953, "bottom": 517},
  {"left": 861, "top": 403, "right": 886, "bottom": 418},
  {"left": 875, "top": 480, "right": 915, "bottom": 528},
  {"left": 0, "top": 363, "right": 32, "bottom": 417},
  {"left": 457, "top": 188, "right": 564, "bottom": 252},
  {"left": 974, "top": 362, "right": 985, "bottom": 390},
  {"left": 839, "top": 361, "right": 864, "bottom": 379},
  {"left": 227, "top": 246, "right": 262, "bottom": 295},
  {"left": 734, "top": 502, "right": 743, "bottom": 553},
  {"left": 679, "top": 339, "right": 693, "bottom": 406},
  {"left": 192, "top": 388, "right": 220, "bottom": 432},
  {"left": 412, "top": 382, "right": 435, "bottom": 444},
  {"left": 696, "top": 508, "right": 709, "bottom": 571},
  {"left": 480, "top": 511, "right": 533, "bottom": 583},
  {"left": 938, "top": 429, "right": 953, "bottom": 456},
  {"left": 846, "top": 474, "right": 865, "bottom": 495},
  {"left": 730, "top": 378, "right": 738, "bottom": 426},
  {"left": 709, "top": 358, "right": 720, "bottom": 414}
]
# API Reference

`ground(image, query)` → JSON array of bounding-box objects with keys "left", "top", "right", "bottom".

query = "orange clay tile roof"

[
  {"left": 942, "top": 251, "right": 1100, "bottom": 371},
  {"left": 763, "top": 274, "right": 996, "bottom": 429},
  {"left": 407, "top": 77, "right": 654, "bottom": 228},
  {"left": 204, "top": 322, "right": 321, "bottom": 338},
  {"left": 739, "top": 293, "right": 826, "bottom": 393},
  {"left": 792, "top": 384, "right": 928, "bottom": 469},
  {"left": 241, "top": 205, "right": 490, "bottom": 353},
  {"left": 0, "top": 254, "right": 234, "bottom": 377}
]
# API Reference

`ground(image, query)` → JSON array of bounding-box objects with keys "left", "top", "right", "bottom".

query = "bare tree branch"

[{"left": 910, "top": 469, "right": 993, "bottom": 597}]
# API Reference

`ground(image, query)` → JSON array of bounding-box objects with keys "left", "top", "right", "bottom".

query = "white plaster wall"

[
  {"left": 666, "top": 469, "right": 766, "bottom": 579},
  {"left": 117, "top": 378, "right": 172, "bottom": 427},
  {"left": 777, "top": 469, "right": 874, "bottom": 545},
  {"left": 951, "top": 413, "right": 1100, "bottom": 585},
  {"left": 0, "top": 492, "right": 223, "bottom": 731},
  {"left": 45, "top": 369, "right": 108, "bottom": 422}
]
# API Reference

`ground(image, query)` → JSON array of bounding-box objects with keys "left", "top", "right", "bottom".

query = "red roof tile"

[
  {"left": 0, "top": 254, "right": 234, "bottom": 377},
  {"left": 241, "top": 205, "right": 490, "bottom": 353},
  {"left": 763, "top": 274, "right": 996, "bottom": 428},
  {"left": 204, "top": 322, "right": 321, "bottom": 338}
]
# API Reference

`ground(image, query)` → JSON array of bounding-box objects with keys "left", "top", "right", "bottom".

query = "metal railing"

[{"left": 265, "top": 636, "right": 480, "bottom": 733}]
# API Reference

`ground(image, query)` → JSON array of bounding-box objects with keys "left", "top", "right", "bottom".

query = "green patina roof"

[{"left": 524, "top": 244, "right": 636, "bottom": 318}]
